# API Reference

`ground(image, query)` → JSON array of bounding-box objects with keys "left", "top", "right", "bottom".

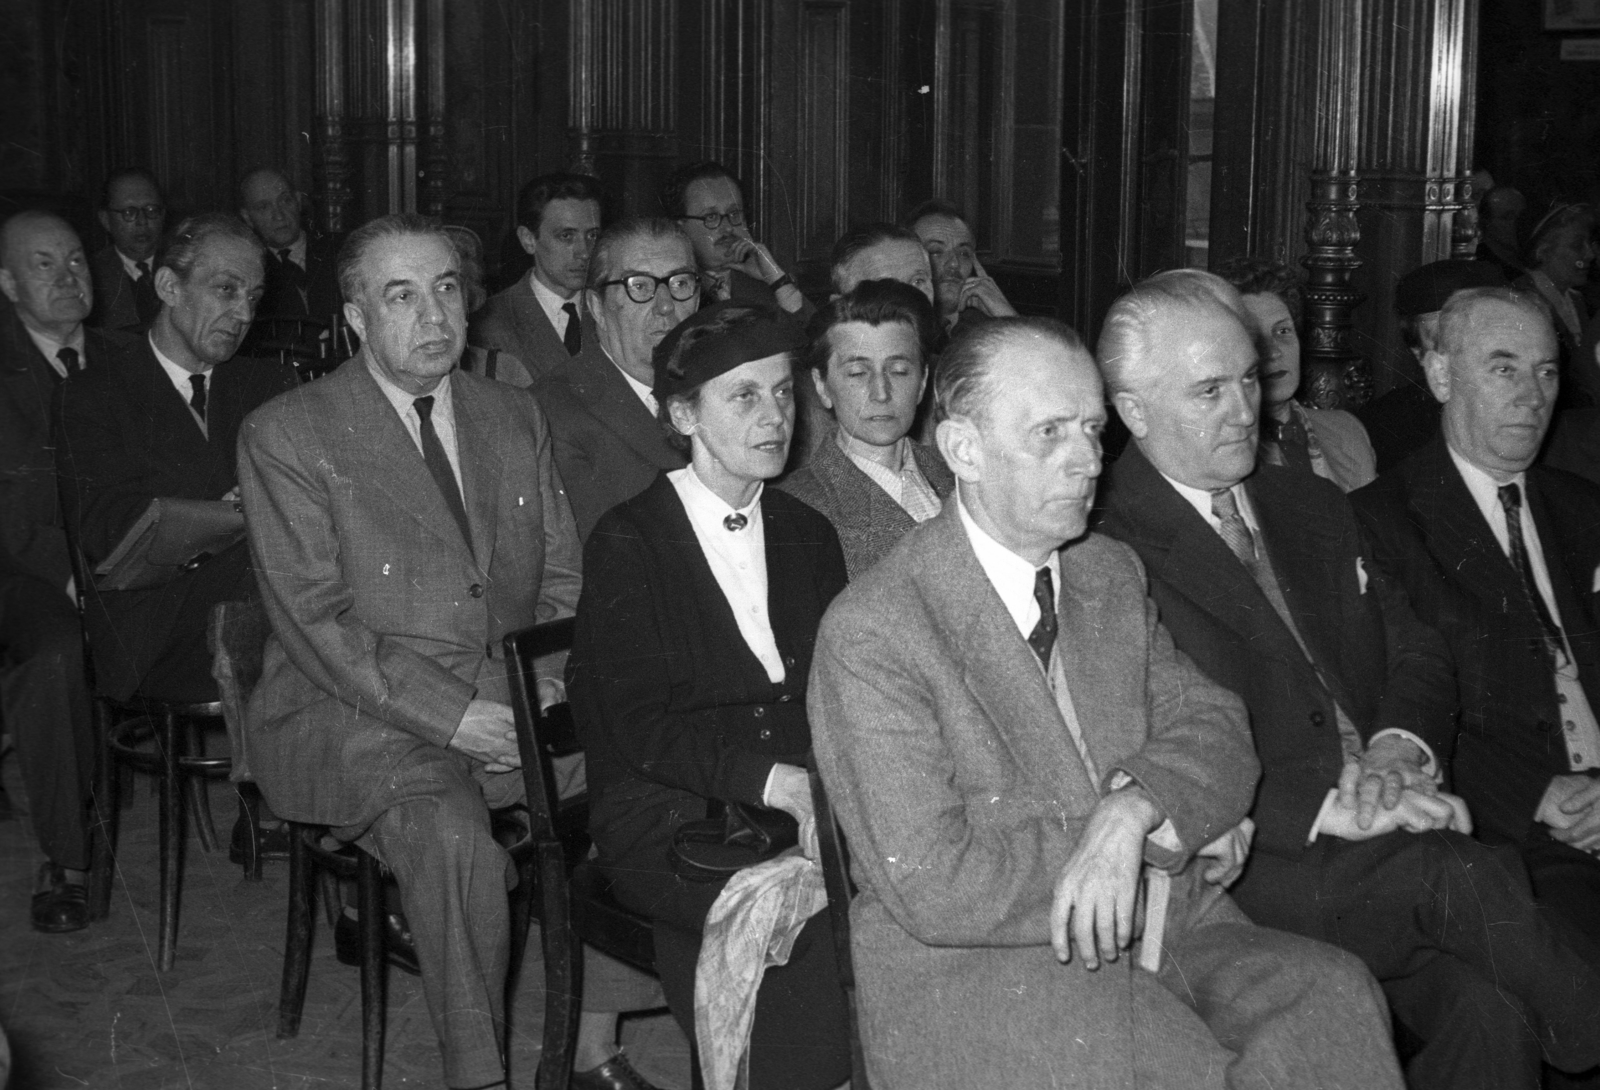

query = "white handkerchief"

[
  {"left": 1357, "top": 557, "right": 1369, "bottom": 595},
  {"left": 1592, "top": 564, "right": 1600, "bottom": 593}
]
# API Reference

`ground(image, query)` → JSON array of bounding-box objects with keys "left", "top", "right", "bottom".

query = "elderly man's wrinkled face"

[
  {"left": 1429, "top": 299, "right": 1559, "bottom": 480},
  {"left": 944, "top": 334, "right": 1105, "bottom": 560},
  {"left": 99, "top": 175, "right": 165, "bottom": 263},
  {"left": 814, "top": 320, "right": 926, "bottom": 450},
  {"left": 239, "top": 172, "right": 304, "bottom": 251},
  {"left": 1538, "top": 223, "right": 1596, "bottom": 292},
  {"left": 155, "top": 234, "right": 266, "bottom": 368},
  {"left": 1118, "top": 304, "right": 1260, "bottom": 493},
  {"left": 0, "top": 214, "right": 93, "bottom": 333},
  {"left": 834, "top": 239, "right": 935, "bottom": 304},
  {"left": 913, "top": 214, "right": 975, "bottom": 317},
  {"left": 344, "top": 232, "right": 465, "bottom": 395},
  {"left": 1239, "top": 292, "right": 1300, "bottom": 414},
  {"left": 522, "top": 197, "right": 601, "bottom": 297},
  {"left": 588, "top": 232, "right": 699, "bottom": 381}
]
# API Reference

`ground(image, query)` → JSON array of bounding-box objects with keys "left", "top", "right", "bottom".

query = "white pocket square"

[
  {"left": 1592, "top": 564, "right": 1600, "bottom": 593},
  {"left": 1357, "top": 557, "right": 1369, "bottom": 595}
]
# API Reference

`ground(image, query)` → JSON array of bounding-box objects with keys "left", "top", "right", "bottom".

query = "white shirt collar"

[
  {"left": 1447, "top": 441, "right": 1527, "bottom": 526},
  {"left": 149, "top": 333, "right": 213, "bottom": 393},
  {"left": 364, "top": 350, "right": 453, "bottom": 421},
  {"left": 955, "top": 487, "right": 1061, "bottom": 639},
  {"left": 599, "top": 343, "right": 657, "bottom": 414},
  {"left": 529, "top": 267, "right": 581, "bottom": 328},
  {"left": 117, "top": 248, "right": 150, "bottom": 280},
  {"left": 23, "top": 323, "right": 86, "bottom": 369},
  {"left": 836, "top": 426, "right": 909, "bottom": 473},
  {"left": 269, "top": 234, "right": 308, "bottom": 268},
  {"left": 672, "top": 463, "right": 762, "bottom": 526},
  {"left": 1155, "top": 467, "right": 1259, "bottom": 533}
]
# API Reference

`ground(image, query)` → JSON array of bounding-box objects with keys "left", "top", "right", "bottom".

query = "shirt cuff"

[
  {"left": 1368, "top": 728, "right": 1441, "bottom": 782},
  {"left": 1308, "top": 788, "right": 1340, "bottom": 844},
  {"left": 761, "top": 764, "right": 780, "bottom": 807}
]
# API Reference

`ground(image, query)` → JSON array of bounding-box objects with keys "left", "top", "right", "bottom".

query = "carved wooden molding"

[
  {"left": 314, "top": 0, "right": 352, "bottom": 233},
  {"left": 421, "top": 0, "right": 447, "bottom": 217}
]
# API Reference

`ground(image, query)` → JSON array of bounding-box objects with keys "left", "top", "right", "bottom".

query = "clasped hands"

[
  {"left": 1537, "top": 773, "right": 1600, "bottom": 854},
  {"left": 1325, "top": 735, "right": 1471, "bottom": 841}
]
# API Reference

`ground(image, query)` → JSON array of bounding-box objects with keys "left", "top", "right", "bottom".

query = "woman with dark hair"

[
  {"left": 1215, "top": 256, "right": 1377, "bottom": 492},
  {"left": 569, "top": 301, "right": 851, "bottom": 1089},
  {"left": 781, "top": 279, "right": 954, "bottom": 578}
]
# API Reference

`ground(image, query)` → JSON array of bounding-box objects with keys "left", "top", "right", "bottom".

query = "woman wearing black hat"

[{"left": 569, "top": 301, "right": 852, "bottom": 1089}]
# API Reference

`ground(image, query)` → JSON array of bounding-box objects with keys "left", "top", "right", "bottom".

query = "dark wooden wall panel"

[{"left": 796, "top": 2, "right": 848, "bottom": 258}]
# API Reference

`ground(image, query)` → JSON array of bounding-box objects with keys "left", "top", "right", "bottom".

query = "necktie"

[
  {"left": 1028, "top": 566, "right": 1058, "bottom": 668},
  {"left": 1211, "top": 488, "right": 1258, "bottom": 568},
  {"left": 133, "top": 260, "right": 159, "bottom": 325},
  {"left": 562, "top": 302, "right": 582, "bottom": 356},
  {"left": 1498, "top": 483, "right": 1565, "bottom": 662},
  {"left": 413, "top": 396, "right": 474, "bottom": 553},
  {"left": 1265, "top": 412, "right": 1314, "bottom": 474},
  {"left": 56, "top": 346, "right": 80, "bottom": 376},
  {"left": 189, "top": 373, "right": 207, "bottom": 419}
]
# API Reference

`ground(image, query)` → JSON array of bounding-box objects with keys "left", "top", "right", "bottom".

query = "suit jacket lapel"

[
  {"left": 919, "top": 506, "right": 1100, "bottom": 802},
  {"left": 1247, "top": 471, "right": 1352, "bottom": 690},
  {"left": 1408, "top": 437, "right": 1524, "bottom": 607},
  {"left": 1055, "top": 538, "right": 1144, "bottom": 775},
  {"left": 452, "top": 379, "right": 502, "bottom": 570},
  {"left": 135, "top": 343, "right": 221, "bottom": 481},
  {"left": 811, "top": 437, "right": 917, "bottom": 542},
  {"left": 570, "top": 346, "right": 682, "bottom": 469},
  {"left": 513, "top": 281, "right": 564, "bottom": 361}
]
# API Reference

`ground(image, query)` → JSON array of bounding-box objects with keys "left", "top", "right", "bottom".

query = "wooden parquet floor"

[{"left": 0, "top": 757, "right": 690, "bottom": 1090}]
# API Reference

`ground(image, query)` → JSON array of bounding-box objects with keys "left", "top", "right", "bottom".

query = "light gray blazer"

[
  {"left": 809, "top": 504, "right": 1260, "bottom": 1088},
  {"left": 237, "top": 354, "right": 583, "bottom": 826}
]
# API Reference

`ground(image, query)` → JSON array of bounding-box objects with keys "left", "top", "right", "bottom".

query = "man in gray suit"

[
  {"left": 809, "top": 318, "right": 1402, "bottom": 1089},
  {"left": 239, "top": 214, "right": 583, "bottom": 1090},
  {"left": 532, "top": 217, "right": 695, "bottom": 543},
  {"left": 470, "top": 173, "right": 604, "bottom": 387}
]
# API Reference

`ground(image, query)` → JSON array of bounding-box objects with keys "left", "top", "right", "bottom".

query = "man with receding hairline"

[
  {"left": 1355, "top": 286, "right": 1600, "bottom": 960},
  {"left": 811, "top": 316, "right": 1401, "bottom": 1089},
  {"left": 89, "top": 169, "right": 166, "bottom": 333},
  {"left": 240, "top": 213, "right": 583, "bottom": 1090},
  {"left": 0, "top": 208, "right": 123, "bottom": 932}
]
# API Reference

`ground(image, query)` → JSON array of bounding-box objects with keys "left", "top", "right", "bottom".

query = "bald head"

[
  {"left": 239, "top": 168, "right": 304, "bottom": 250},
  {"left": 0, "top": 211, "right": 92, "bottom": 338}
]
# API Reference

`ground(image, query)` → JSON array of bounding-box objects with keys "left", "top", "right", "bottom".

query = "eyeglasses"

[
  {"left": 678, "top": 209, "right": 745, "bottom": 231},
  {"left": 108, "top": 204, "right": 166, "bottom": 224},
  {"left": 599, "top": 272, "right": 700, "bottom": 305}
]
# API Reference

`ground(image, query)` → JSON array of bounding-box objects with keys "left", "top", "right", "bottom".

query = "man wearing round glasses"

[
  {"left": 532, "top": 217, "right": 699, "bottom": 544},
  {"left": 659, "top": 161, "right": 812, "bottom": 320},
  {"left": 89, "top": 169, "right": 167, "bottom": 333}
]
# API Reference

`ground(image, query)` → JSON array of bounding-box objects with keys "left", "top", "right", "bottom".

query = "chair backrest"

[
  {"left": 208, "top": 598, "right": 272, "bottom": 782},
  {"left": 809, "top": 768, "right": 870, "bottom": 1089},
  {"left": 504, "top": 617, "right": 580, "bottom": 849}
]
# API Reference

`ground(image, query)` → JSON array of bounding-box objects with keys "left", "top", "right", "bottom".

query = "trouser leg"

[
  {"left": 1522, "top": 831, "right": 1600, "bottom": 961},
  {"left": 1383, "top": 952, "right": 1543, "bottom": 1090},
  {"left": 0, "top": 574, "right": 94, "bottom": 870},
  {"left": 355, "top": 749, "right": 516, "bottom": 1089},
  {"left": 1161, "top": 889, "right": 1404, "bottom": 1090}
]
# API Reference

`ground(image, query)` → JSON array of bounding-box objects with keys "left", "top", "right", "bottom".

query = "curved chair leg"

[
  {"left": 183, "top": 719, "right": 218, "bottom": 853},
  {"left": 278, "top": 825, "right": 316, "bottom": 1038},
  {"left": 536, "top": 845, "right": 579, "bottom": 1090},
  {"left": 157, "top": 710, "right": 184, "bottom": 972},
  {"left": 357, "top": 851, "right": 387, "bottom": 1090},
  {"left": 505, "top": 853, "right": 537, "bottom": 1078},
  {"left": 88, "top": 701, "right": 118, "bottom": 921}
]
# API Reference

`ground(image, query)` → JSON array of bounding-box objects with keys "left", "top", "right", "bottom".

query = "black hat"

[
  {"left": 1394, "top": 260, "right": 1506, "bottom": 317},
  {"left": 651, "top": 300, "right": 808, "bottom": 402}
]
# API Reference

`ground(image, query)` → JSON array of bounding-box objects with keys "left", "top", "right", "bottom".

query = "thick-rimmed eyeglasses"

[
  {"left": 678, "top": 209, "right": 745, "bottom": 231},
  {"left": 108, "top": 204, "right": 166, "bottom": 224},
  {"left": 599, "top": 272, "right": 700, "bottom": 305}
]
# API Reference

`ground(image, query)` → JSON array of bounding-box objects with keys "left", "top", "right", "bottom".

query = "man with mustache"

[
  {"left": 88, "top": 168, "right": 167, "bottom": 333},
  {"left": 0, "top": 210, "right": 121, "bottom": 932},
  {"left": 1354, "top": 287, "right": 1600, "bottom": 963},
  {"left": 1096, "top": 271, "right": 1600, "bottom": 1090},
  {"left": 660, "top": 161, "right": 813, "bottom": 320},
  {"left": 471, "top": 172, "right": 606, "bottom": 388},
  {"left": 56, "top": 213, "right": 297, "bottom": 706},
  {"left": 238, "top": 214, "right": 583, "bottom": 1090}
]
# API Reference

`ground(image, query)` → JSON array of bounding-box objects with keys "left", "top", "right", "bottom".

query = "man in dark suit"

[
  {"left": 1353, "top": 287, "right": 1600, "bottom": 958},
  {"left": 238, "top": 168, "right": 344, "bottom": 327},
  {"left": 532, "top": 217, "right": 695, "bottom": 543},
  {"left": 1097, "top": 270, "right": 1600, "bottom": 1090},
  {"left": 659, "top": 161, "right": 812, "bottom": 320},
  {"left": 905, "top": 198, "right": 1016, "bottom": 342},
  {"left": 240, "top": 214, "right": 584, "bottom": 1090},
  {"left": 0, "top": 210, "right": 120, "bottom": 932},
  {"left": 88, "top": 169, "right": 166, "bottom": 334},
  {"left": 811, "top": 316, "right": 1405, "bottom": 1090},
  {"left": 780, "top": 279, "right": 953, "bottom": 578},
  {"left": 57, "top": 213, "right": 298, "bottom": 705},
  {"left": 470, "top": 173, "right": 604, "bottom": 387}
]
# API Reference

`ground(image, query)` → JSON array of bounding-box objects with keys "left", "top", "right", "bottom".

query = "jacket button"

[
  {"left": 784, "top": 656, "right": 796, "bottom": 668},
  {"left": 469, "top": 583, "right": 484, "bottom": 598},
  {"left": 753, "top": 706, "right": 765, "bottom": 718},
  {"left": 1309, "top": 711, "right": 1326, "bottom": 727},
  {"left": 778, "top": 693, "right": 793, "bottom": 703},
  {"left": 759, "top": 728, "right": 773, "bottom": 741}
]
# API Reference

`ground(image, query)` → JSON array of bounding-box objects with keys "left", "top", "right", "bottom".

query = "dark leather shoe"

[
  {"left": 228, "top": 814, "right": 291, "bottom": 865},
  {"left": 31, "top": 863, "right": 89, "bottom": 934},
  {"left": 334, "top": 911, "right": 420, "bottom": 976},
  {"left": 572, "top": 1051, "right": 662, "bottom": 1090}
]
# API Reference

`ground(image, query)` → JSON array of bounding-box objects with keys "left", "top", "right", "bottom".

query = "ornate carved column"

[
  {"left": 314, "top": 0, "right": 352, "bottom": 233},
  {"left": 1300, "top": 0, "right": 1368, "bottom": 410},
  {"left": 568, "top": 0, "right": 597, "bottom": 175},
  {"left": 420, "top": 0, "right": 448, "bottom": 218}
]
